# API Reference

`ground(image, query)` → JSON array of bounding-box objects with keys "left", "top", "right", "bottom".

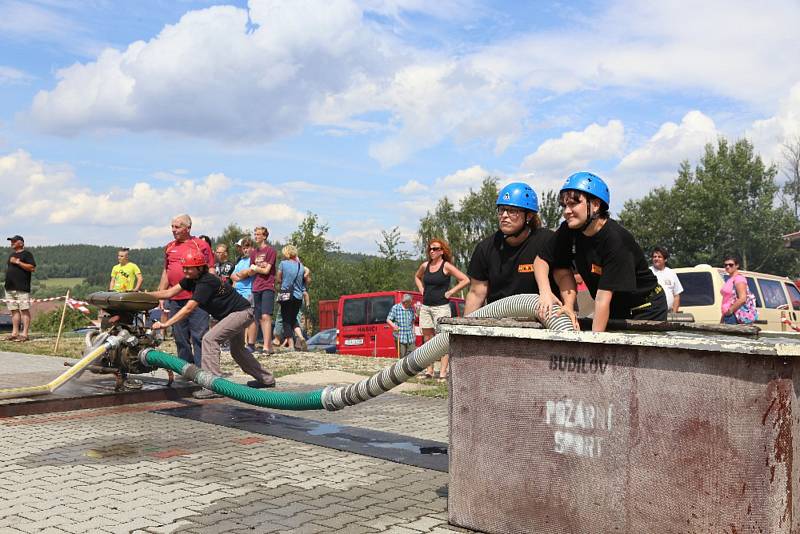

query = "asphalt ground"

[{"left": 0, "top": 349, "right": 475, "bottom": 534}]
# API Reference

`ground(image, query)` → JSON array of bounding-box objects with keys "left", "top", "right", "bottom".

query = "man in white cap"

[{"left": 386, "top": 293, "right": 417, "bottom": 357}]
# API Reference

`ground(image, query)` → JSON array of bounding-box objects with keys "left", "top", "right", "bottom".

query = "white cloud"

[
  {"left": 333, "top": 228, "right": 384, "bottom": 250},
  {"left": 609, "top": 111, "right": 719, "bottom": 205},
  {"left": 333, "top": 224, "right": 418, "bottom": 255},
  {"left": 617, "top": 111, "right": 718, "bottom": 175},
  {"left": 434, "top": 164, "right": 493, "bottom": 191},
  {"left": 0, "top": 149, "right": 303, "bottom": 246},
  {"left": 359, "top": 0, "right": 476, "bottom": 20},
  {"left": 25, "top": 0, "right": 523, "bottom": 167},
  {"left": 472, "top": 1, "right": 800, "bottom": 108},
  {"left": 748, "top": 82, "right": 800, "bottom": 165},
  {"left": 363, "top": 62, "right": 523, "bottom": 166},
  {"left": 395, "top": 179, "right": 427, "bottom": 194},
  {"left": 521, "top": 120, "right": 625, "bottom": 174},
  {"left": 27, "top": 2, "right": 394, "bottom": 141},
  {"left": 393, "top": 164, "right": 502, "bottom": 217},
  {"left": 16, "top": 0, "right": 800, "bottom": 174},
  {"left": 0, "top": 66, "right": 32, "bottom": 85},
  {"left": 0, "top": 0, "right": 106, "bottom": 57}
]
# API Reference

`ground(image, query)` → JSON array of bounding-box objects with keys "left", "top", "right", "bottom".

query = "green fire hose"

[
  {"left": 140, "top": 293, "right": 575, "bottom": 411},
  {"left": 141, "top": 350, "right": 323, "bottom": 410}
]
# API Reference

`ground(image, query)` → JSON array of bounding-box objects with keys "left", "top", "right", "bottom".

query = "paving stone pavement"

[{"left": 0, "top": 385, "right": 476, "bottom": 534}]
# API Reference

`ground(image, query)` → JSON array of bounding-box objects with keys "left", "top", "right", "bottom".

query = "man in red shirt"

[
  {"left": 158, "top": 214, "right": 215, "bottom": 365},
  {"left": 250, "top": 226, "right": 277, "bottom": 354}
]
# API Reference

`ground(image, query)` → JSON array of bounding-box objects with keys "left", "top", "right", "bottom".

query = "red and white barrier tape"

[
  {"left": 2, "top": 294, "right": 91, "bottom": 314},
  {"left": 66, "top": 298, "right": 91, "bottom": 314},
  {"left": 0, "top": 295, "right": 66, "bottom": 304}
]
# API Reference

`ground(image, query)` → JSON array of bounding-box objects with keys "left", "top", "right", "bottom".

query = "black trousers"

[
  {"left": 630, "top": 287, "right": 668, "bottom": 321},
  {"left": 280, "top": 297, "right": 302, "bottom": 340}
]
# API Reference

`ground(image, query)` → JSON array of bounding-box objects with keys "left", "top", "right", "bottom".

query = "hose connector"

[
  {"left": 139, "top": 347, "right": 154, "bottom": 367},
  {"left": 105, "top": 335, "right": 122, "bottom": 349},
  {"left": 321, "top": 386, "right": 338, "bottom": 411}
]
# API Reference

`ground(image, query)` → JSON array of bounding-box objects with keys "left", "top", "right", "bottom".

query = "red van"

[{"left": 336, "top": 290, "right": 465, "bottom": 357}]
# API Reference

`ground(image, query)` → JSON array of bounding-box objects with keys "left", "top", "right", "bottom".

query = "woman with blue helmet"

[
  {"left": 464, "top": 181, "right": 559, "bottom": 315},
  {"left": 534, "top": 172, "right": 666, "bottom": 331}
]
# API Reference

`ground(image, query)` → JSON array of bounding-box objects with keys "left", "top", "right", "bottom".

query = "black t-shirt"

[
  {"left": 4, "top": 250, "right": 36, "bottom": 292},
  {"left": 216, "top": 261, "right": 234, "bottom": 285},
  {"left": 467, "top": 229, "right": 559, "bottom": 304},
  {"left": 542, "top": 219, "right": 658, "bottom": 319},
  {"left": 180, "top": 272, "right": 250, "bottom": 320}
]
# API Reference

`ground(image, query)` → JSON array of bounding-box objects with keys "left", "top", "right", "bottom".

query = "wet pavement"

[
  {"left": 156, "top": 403, "right": 449, "bottom": 472},
  {"left": 0, "top": 351, "right": 198, "bottom": 417},
  {"left": 0, "top": 351, "right": 472, "bottom": 533}
]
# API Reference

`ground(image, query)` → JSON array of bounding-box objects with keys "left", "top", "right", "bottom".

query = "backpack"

[{"left": 734, "top": 281, "right": 759, "bottom": 324}]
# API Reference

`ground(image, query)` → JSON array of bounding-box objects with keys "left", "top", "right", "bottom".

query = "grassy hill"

[{"left": 0, "top": 243, "right": 417, "bottom": 300}]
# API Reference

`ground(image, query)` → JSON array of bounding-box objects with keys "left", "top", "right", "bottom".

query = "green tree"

[
  {"left": 781, "top": 136, "right": 800, "bottom": 220},
  {"left": 357, "top": 227, "right": 416, "bottom": 293},
  {"left": 288, "top": 213, "right": 350, "bottom": 329},
  {"left": 377, "top": 227, "right": 410, "bottom": 262},
  {"left": 538, "top": 189, "right": 561, "bottom": 229},
  {"left": 418, "top": 177, "right": 499, "bottom": 269},
  {"left": 619, "top": 138, "right": 800, "bottom": 275}
]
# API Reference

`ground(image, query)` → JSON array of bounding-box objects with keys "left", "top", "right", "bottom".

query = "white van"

[{"left": 674, "top": 265, "right": 800, "bottom": 332}]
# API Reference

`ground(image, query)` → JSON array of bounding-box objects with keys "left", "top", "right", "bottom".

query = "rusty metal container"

[{"left": 440, "top": 318, "right": 800, "bottom": 534}]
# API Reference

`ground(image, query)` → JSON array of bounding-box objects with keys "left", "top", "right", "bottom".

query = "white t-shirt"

[{"left": 650, "top": 265, "right": 684, "bottom": 310}]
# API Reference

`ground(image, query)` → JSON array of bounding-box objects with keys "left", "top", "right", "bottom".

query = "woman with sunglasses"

[
  {"left": 414, "top": 238, "right": 469, "bottom": 379},
  {"left": 720, "top": 254, "right": 748, "bottom": 325},
  {"left": 465, "top": 182, "right": 559, "bottom": 317}
]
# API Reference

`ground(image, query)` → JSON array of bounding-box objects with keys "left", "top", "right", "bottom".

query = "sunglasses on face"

[
  {"left": 496, "top": 206, "right": 524, "bottom": 217},
  {"left": 723, "top": 263, "right": 735, "bottom": 267},
  {"left": 429, "top": 247, "right": 442, "bottom": 251}
]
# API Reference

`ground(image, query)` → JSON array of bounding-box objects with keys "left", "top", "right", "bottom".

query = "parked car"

[
  {"left": 336, "top": 290, "right": 465, "bottom": 357},
  {"left": 306, "top": 328, "right": 337, "bottom": 353},
  {"left": 0, "top": 314, "right": 11, "bottom": 332},
  {"left": 674, "top": 264, "right": 800, "bottom": 331}
]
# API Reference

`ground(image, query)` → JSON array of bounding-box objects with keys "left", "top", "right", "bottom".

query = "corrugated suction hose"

[
  {"left": 321, "top": 293, "right": 574, "bottom": 410},
  {"left": 141, "top": 294, "right": 573, "bottom": 411}
]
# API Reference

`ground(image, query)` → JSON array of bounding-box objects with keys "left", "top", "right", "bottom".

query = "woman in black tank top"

[{"left": 414, "top": 238, "right": 470, "bottom": 379}]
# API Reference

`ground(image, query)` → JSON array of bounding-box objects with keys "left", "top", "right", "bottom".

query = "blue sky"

[{"left": 2, "top": 0, "right": 799, "bottom": 254}]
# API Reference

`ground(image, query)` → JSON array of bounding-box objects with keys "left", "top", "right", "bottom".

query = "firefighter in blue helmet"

[
  {"left": 535, "top": 172, "right": 667, "bottom": 331},
  {"left": 464, "top": 182, "right": 559, "bottom": 315}
]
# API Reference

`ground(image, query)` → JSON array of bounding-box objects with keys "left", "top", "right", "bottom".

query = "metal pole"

[{"left": 53, "top": 289, "right": 70, "bottom": 355}]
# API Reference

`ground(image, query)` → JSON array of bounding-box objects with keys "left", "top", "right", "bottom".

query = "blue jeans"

[
  {"left": 166, "top": 299, "right": 209, "bottom": 366},
  {"left": 722, "top": 314, "right": 738, "bottom": 325}
]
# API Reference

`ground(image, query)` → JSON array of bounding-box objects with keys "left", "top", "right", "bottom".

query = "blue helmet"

[
  {"left": 496, "top": 182, "right": 539, "bottom": 212},
  {"left": 560, "top": 172, "right": 610, "bottom": 208}
]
